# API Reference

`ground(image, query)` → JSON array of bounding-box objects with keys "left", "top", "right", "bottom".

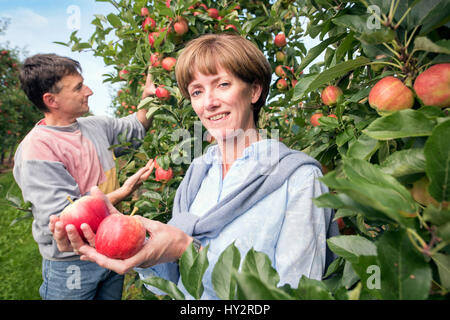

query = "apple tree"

[{"left": 62, "top": 0, "right": 449, "bottom": 300}]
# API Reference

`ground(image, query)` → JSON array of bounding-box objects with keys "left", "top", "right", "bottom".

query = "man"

[{"left": 13, "top": 53, "right": 155, "bottom": 300}]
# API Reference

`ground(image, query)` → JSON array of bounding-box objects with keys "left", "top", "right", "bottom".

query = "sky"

[
  {"left": 0, "top": 1, "right": 322, "bottom": 117},
  {"left": 0, "top": 0, "right": 119, "bottom": 116}
]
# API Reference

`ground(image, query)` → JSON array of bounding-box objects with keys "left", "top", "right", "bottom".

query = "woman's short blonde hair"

[{"left": 175, "top": 33, "right": 272, "bottom": 125}]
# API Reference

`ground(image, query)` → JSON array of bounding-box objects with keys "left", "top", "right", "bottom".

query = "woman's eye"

[
  {"left": 190, "top": 90, "right": 201, "bottom": 97},
  {"left": 219, "top": 82, "right": 229, "bottom": 88}
]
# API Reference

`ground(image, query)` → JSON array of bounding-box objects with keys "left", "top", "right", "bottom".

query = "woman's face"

[{"left": 187, "top": 66, "right": 262, "bottom": 141}]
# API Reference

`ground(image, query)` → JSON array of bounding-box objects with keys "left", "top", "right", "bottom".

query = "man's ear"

[
  {"left": 251, "top": 82, "right": 263, "bottom": 104},
  {"left": 42, "top": 92, "right": 58, "bottom": 111}
]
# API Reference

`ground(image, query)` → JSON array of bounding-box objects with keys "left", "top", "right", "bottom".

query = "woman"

[{"left": 52, "top": 33, "right": 338, "bottom": 299}]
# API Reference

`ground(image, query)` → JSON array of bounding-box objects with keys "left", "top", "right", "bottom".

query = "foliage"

[
  {"left": 0, "top": 18, "right": 42, "bottom": 164},
  {"left": 61, "top": 0, "right": 450, "bottom": 299}
]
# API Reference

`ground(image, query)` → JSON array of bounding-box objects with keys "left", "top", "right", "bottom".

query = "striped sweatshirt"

[{"left": 13, "top": 114, "right": 146, "bottom": 261}]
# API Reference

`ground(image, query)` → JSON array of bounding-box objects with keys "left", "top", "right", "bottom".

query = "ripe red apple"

[
  {"left": 150, "top": 52, "right": 161, "bottom": 67},
  {"left": 310, "top": 113, "right": 323, "bottom": 127},
  {"left": 119, "top": 69, "right": 129, "bottom": 80},
  {"left": 95, "top": 214, "right": 146, "bottom": 260},
  {"left": 368, "top": 76, "right": 414, "bottom": 114},
  {"left": 156, "top": 85, "right": 170, "bottom": 100},
  {"left": 225, "top": 24, "right": 237, "bottom": 32},
  {"left": 274, "top": 33, "right": 287, "bottom": 47},
  {"left": 275, "top": 65, "right": 287, "bottom": 78},
  {"left": 141, "top": 7, "right": 149, "bottom": 16},
  {"left": 148, "top": 31, "right": 160, "bottom": 47},
  {"left": 174, "top": 17, "right": 189, "bottom": 35},
  {"left": 413, "top": 63, "right": 450, "bottom": 108},
  {"left": 276, "top": 78, "right": 288, "bottom": 91},
  {"left": 155, "top": 167, "right": 173, "bottom": 182},
  {"left": 142, "top": 17, "right": 156, "bottom": 32},
  {"left": 60, "top": 196, "right": 109, "bottom": 241},
  {"left": 161, "top": 57, "right": 176, "bottom": 71},
  {"left": 321, "top": 85, "right": 343, "bottom": 106},
  {"left": 208, "top": 8, "right": 219, "bottom": 19},
  {"left": 328, "top": 114, "right": 338, "bottom": 119}
]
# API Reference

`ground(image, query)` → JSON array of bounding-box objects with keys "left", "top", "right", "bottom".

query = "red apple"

[
  {"left": 142, "top": 17, "right": 156, "bottom": 32},
  {"left": 161, "top": 57, "right": 176, "bottom": 71},
  {"left": 321, "top": 85, "right": 343, "bottom": 106},
  {"left": 174, "top": 17, "right": 189, "bottom": 35},
  {"left": 148, "top": 31, "right": 160, "bottom": 47},
  {"left": 274, "top": 33, "right": 287, "bottom": 47},
  {"left": 208, "top": 8, "right": 219, "bottom": 19},
  {"left": 328, "top": 114, "right": 338, "bottom": 119},
  {"left": 60, "top": 195, "right": 109, "bottom": 241},
  {"left": 310, "top": 113, "right": 324, "bottom": 127},
  {"left": 141, "top": 7, "right": 149, "bottom": 16},
  {"left": 150, "top": 52, "right": 161, "bottom": 67},
  {"left": 156, "top": 85, "right": 170, "bottom": 100},
  {"left": 119, "top": 69, "right": 129, "bottom": 80},
  {"left": 369, "top": 76, "right": 414, "bottom": 114},
  {"left": 276, "top": 78, "right": 288, "bottom": 91},
  {"left": 413, "top": 63, "right": 450, "bottom": 108},
  {"left": 155, "top": 167, "right": 173, "bottom": 182},
  {"left": 225, "top": 24, "right": 237, "bottom": 32},
  {"left": 275, "top": 65, "right": 287, "bottom": 78},
  {"left": 95, "top": 214, "right": 146, "bottom": 260}
]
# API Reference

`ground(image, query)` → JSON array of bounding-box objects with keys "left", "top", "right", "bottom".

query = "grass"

[
  {"left": 0, "top": 170, "right": 42, "bottom": 300},
  {"left": 0, "top": 169, "right": 151, "bottom": 300}
]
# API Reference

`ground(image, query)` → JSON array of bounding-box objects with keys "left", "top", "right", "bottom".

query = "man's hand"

[
  {"left": 137, "top": 68, "right": 156, "bottom": 130},
  {"left": 107, "top": 159, "right": 155, "bottom": 205}
]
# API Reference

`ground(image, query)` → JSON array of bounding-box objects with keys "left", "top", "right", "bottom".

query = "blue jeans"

[{"left": 39, "top": 259, "right": 124, "bottom": 300}]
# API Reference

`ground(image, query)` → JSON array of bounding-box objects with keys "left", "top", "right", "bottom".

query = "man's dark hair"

[{"left": 19, "top": 53, "right": 82, "bottom": 112}]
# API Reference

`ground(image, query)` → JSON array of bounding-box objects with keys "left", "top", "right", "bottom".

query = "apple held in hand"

[
  {"left": 95, "top": 214, "right": 146, "bottom": 260},
  {"left": 60, "top": 196, "right": 109, "bottom": 241}
]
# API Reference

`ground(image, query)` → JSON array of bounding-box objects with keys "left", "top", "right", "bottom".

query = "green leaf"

[
  {"left": 377, "top": 148, "right": 426, "bottom": 177},
  {"left": 432, "top": 253, "right": 450, "bottom": 290},
  {"left": 332, "top": 14, "right": 395, "bottom": 44},
  {"left": 106, "top": 13, "right": 122, "bottom": 28},
  {"left": 141, "top": 276, "right": 185, "bottom": 300},
  {"left": 296, "top": 275, "right": 335, "bottom": 300},
  {"left": 347, "top": 133, "right": 379, "bottom": 160},
  {"left": 363, "top": 109, "right": 435, "bottom": 140},
  {"left": 293, "top": 57, "right": 370, "bottom": 101},
  {"left": 233, "top": 272, "right": 293, "bottom": 300},
  {"left": 377, "top": 229, "right": 432, "bottom": 300},
  {"left": 341, "top": 159, "right": 418, "bottom": 226},
  {"left": 414, "top": 36, "right": 450, "bottom": 55},
  {"left": 327, "top": 235, "right": 377, "bottom": 264},
  {"left": 211, "top": 242, "right": 241, "bottom": 300},
  {"left": 179, "top": 243, "right": 209, "bottom": 300},
  {"left": 424, "top": 119, "right": 450, "bottom": 202},
  {"left": 241, "top": 248, "right": 280, "bottom": 287},
  {"left": 296, "top": 33, "right": 346, "bottom": 72},
  {"left": 417, "top": 0, "right": 450, "bottom": 35}
]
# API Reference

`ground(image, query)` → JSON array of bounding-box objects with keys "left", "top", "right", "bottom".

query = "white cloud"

[{"left": 3, "top": 7, "right": 49, "bottom": 28}]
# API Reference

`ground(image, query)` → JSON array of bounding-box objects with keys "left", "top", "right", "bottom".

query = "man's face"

[{"left": 52, "top": 73, "right": 93, "bottom": 117}]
